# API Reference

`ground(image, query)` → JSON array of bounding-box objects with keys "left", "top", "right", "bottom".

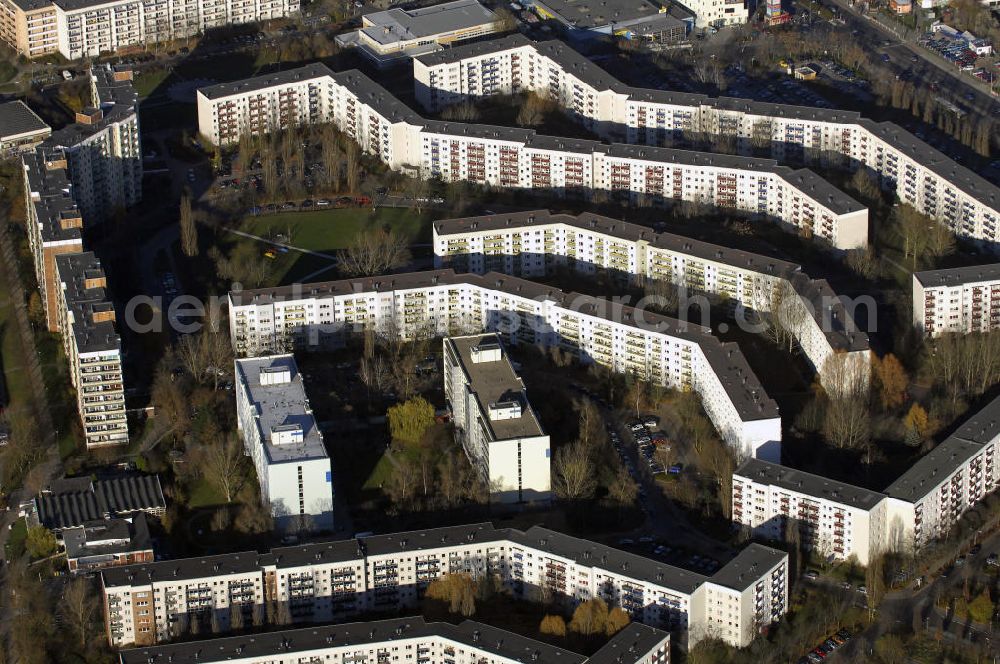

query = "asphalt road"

[{"left": 815, "top": 0, "right": 999, "bottom": 118}]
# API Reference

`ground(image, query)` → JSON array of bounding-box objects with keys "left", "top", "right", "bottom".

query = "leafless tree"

[
  {"left": 337, "top": 229, "right": 411, "bottom": 277},
  {"left": 200, "top": 434, "right": 249, "bottom": 503},
  {"left": 59, "top": 577, "right": 98, "bottom": 650},
  {"left": 553, "top": 441, "right": 596, "bottom": 500},
  {"left": 179, "top": 189, "right": 198, "bottom": 257}
]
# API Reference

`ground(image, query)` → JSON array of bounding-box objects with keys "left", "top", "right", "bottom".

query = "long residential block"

[
  {"left": 733, "top": 392, "right": 1000, "bottom": 560},
  {"left": 0, "top": 0, "right": 299, "bottom": 59},
  {"left": 195, "top": 65, "right": 868, "bottom": 249},
  {"left": 913, "top": 263, "right": 1000, "bottom": 337},
  {"left": 118, "top": 617, "right": 670, "bottom": 664},
  {"left": 227, "top": 269, "right": 781, "bottom": 461},
  {"left": 432, "top": 209, "right": 871, "bottom": 396},
  {"left": 413, "top": 35, "right": 1000, "bottom": 251},
  {"left": 101, "top": 522, "right": 788, "bottom": 649},
  {"left": 234, "top": 354, "right": 334, "bottom": 530},
  {"left": 19, "top": 64, "right": 138, "bottom": 448}
]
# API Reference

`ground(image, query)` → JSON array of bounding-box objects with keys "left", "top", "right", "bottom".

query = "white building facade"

[
  {"left": 226, "top": 270, "right": 781, "bottom": 461},
  {"left": 0, "top": 0, "right": 299, "bottom": 59},
  {"left": 195, "top": 66, "right": 869, "bottom": 250},
  {"left": 912, "top": 264, "right": 1000, "bottom": 337},
  {"left": 413, "top": 35, "right": 1000, "bottom": 251},
  {"left": 234, "top": 355, "right": 334, "bottom": 530},
  {"left": 102, "top": 523, "right": 787, "bottom": 649}
]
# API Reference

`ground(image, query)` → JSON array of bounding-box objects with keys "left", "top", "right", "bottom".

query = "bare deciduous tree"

[
  {"left": 180, "top": 189, "right": 198, "bottom": 257},
  {"left": 337, "top": 229, "right": 411, "bottom": 277},
  {"left": 200, "top": 434, "right": 249, "bottom": 503},
  {"left": 553, "top": 441, "right": 596, "bottom": 500}
]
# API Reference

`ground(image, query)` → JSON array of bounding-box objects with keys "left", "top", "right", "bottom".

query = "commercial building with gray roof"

[{"left": 0, "top": 100, "right": 50, "bottom": 154}]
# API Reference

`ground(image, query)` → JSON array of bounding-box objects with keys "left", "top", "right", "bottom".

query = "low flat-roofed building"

[
  {"left": 63, "top": 512, "right": 153, "bottom": 574},
  {"left": 0, "top": 100, "right": 50, "bottom": 154},
  {"left": 337, "top": 0, "right": 501, "bottom": 67},
  {"left": 235, "top": 354, "right": 334, "bottom": 531},
  {"left": 33, "top": 474, "right": 165, "bottom": 531},
  {"left": 444, "top": 334, "right": 550, "bottom": 503}
]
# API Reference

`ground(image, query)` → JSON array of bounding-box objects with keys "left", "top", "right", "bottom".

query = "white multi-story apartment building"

[
  {"left": 195, "top": 66, "right": 869, "bottom": 250},
  {"left": 19, "top": 65, "right": 139, "bottom": 449},
  {"left": 54, "top": 252, "right": 129, "bottom": 448},
  {"left": 101, "top": 522, "right": 787, "bottom": 649},
  {"left": 733, "top": 393, "right": 1000, "bottom": 559},
  {"left": 912, "top": 263, "right": 1000, "bottom": 337},
  {"left": 432, "top": 210, "right": 871, "bottom": 396},
  {"left": 227, "top": 270, "right": 781, "bottom": 461},
  {"left": 413, "top": 35, "right": 1000, "bottom": 251},
  {"left": 235, "top": 354, "right": 333, "bottom": 530},
  {"left": 443, "top": 334, "right": 551, "bottom": 504},
  {"left": 118, "top": 617, "right": 671, "bottom": 664},
  {"left": 0, "top": 0, "right": 298, "bottom": 59},
  {"left": 733, "top": 459, "right": 887, "bottom": 565}
]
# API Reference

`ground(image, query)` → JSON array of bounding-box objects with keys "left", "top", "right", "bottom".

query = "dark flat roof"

[
  {"left": 914, "top": 263, "right": 1000, "bottom": 289},
  {"left": 0, "top": 100, "right": 50, "bottom": 139},
  {"left": 534, "top": 0, "right": 667, "bottom": 30},
  {"left": 735, "top": 458, "right": 884, "bottom": 509},
  {"left": 55, "top": 252, "right": 121, "bottom": 355},
  {"left": 117, "top": 617, "right": 617, "bottom": 664},
  {"left": 36, "top": 475, "right": 164, "bottom": 530}
]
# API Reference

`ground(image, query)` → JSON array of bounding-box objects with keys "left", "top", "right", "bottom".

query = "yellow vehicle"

[
  {"left": 263, "top": 249, "right": 278, "bottom": 260},
  {"left": 778, "top": 59, "right": 789, "bottom": 68}
]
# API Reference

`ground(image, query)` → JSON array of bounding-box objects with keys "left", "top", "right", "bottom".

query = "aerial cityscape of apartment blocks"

[
  {"left": 432, "top": 210, "right": 871, "bottom": 396},
  {"left": 912, "top": 263, "right": 1000, "bottom": 337},
  {"left": 101, "top": 523, "right": 787, "bottom": 648},
  {"left": 227, "top": 269, "right": 781, "bottom": 460},
  {"left": 117, "top": 618, "right": 671, "bottom": 664},
  {"left": 733, "top": 392, "right": 1000, "bottom": 559},
  {"left": 443, "top": 334, "right": 552, "bottom": 504},
  {"left": 18, "top": 64, "right": 138, "bottom": 449},
  {"left": 0, "top": 0, "right": 299, "bottom": 58},
  {"left": 195, "top": 65, "right": 868, "bottom": 249},
  {"left": 413, "top": 35, "right": 1000, "bottom": 251},
  {"left": 234, "top": 355, "right": 334, "bottom": 529}
]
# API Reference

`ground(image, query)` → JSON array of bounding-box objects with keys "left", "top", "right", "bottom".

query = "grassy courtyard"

[{"left": 240, "top": 206, "right": 432, "bottom": 255}]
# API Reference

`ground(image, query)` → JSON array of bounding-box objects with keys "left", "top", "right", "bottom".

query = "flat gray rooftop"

[
  {"left": 361, "top": 0, "right": 497, "bottom": 45},
  {"left": 534, "top": 0, "right": 667, "bottom": 29},
  {"left": 914, "top": 263, "right": 1000, "bottom": 289},
  {"left": 735, "top": 458, "right": 884, "bottom": 510},
  {"left": 446, "top": 334, "right": 545, "bottom": 441},
  {"left": 0, "top": 100, "right": 50, "bottom": 140},
  {"left": 235, "top": 355, "right": 328, "bottom": 465}
]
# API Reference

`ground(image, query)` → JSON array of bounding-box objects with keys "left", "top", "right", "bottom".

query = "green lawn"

[
  {"left": 241, "top": 207, "right": 432, "bottom": 254},
  {"left": 362, "top": 453, "right": 396, "bottom": 491},
  {"left": 4, "top": 518, "right": 26, "bottom": 559},
  {"left": 133, "top": 69, "right": 171, "bottom": 99}
]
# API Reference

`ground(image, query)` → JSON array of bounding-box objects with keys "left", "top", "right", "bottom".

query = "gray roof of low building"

[
  {"left": 913, "top": 263, "right": 1000, "bottom": 289},
  {"left": 63, "top": 512, "right": 152, "bottom": 561},
  {"left": 445, "top": 334, "right": 546, "bottom": 441},
  {"left": 0, "top": 100, "right": 50, "bottom": 139},
  {"left": 360, "top": 0, "right": 498, "bottom": 46},
  {"left": 533, "top": 0, "right": 668, "bottom": 30},
  {"left": 735, "top": 458, "right": 885, "bottom": 510},
  {"left": 117, "top": 618, "right": 597, "bottom": 664},
  {"left": 36, "top": 474, "right": 165, "bottom": 530}
]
